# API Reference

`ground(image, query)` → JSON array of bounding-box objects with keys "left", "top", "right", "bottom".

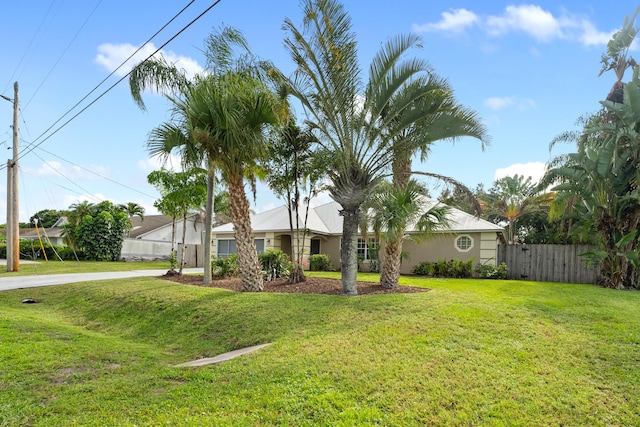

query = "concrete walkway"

[{"left": 0, "top": 265, "right": 204, "bottom": 292}]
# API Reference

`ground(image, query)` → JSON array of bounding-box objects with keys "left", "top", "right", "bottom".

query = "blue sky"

[{"left": 0, "top": 1, "right": 635, "bottom": 222}]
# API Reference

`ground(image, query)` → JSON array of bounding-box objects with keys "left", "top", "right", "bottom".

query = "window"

[
  {"left": 455, "top": 235, "right": 473, "bottom": 252},
  {"left": 217, "top": 238, "right": 265, "bottom": 257},
  {"left": 357, "top": 238, "right": 378, "bottom": 260},
  {"left": 310, "top": 238, "right": 321, "bottom": 255}
]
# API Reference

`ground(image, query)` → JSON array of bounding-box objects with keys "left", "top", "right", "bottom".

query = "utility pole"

[{"left": 3, "top": 82, "right": 19, "bottom": 272}]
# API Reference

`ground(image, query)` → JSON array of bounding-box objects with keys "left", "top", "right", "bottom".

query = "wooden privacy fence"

[{"left": 497, "top": 244, "right": 601, "bottom": 284}]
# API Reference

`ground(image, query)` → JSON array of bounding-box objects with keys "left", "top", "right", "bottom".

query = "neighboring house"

[
  {"left": 211, "top": 200, "right": 504, "bottom": 274},
  {"left": 21, "top": 217, "right": 67, "bottom": 246},
  {"left": 121, "top": 214, "right": 205, "bottom": 261}
]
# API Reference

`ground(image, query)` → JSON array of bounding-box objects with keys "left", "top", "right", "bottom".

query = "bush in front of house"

[
  {"left": 411, "top": 258, "right": 474, "bottom": 278},
  {"left": 309, "top": 254, "right": 334, "bottom": 271},
  {"left": 412, "top": 261, "right": 433, "bottom": 276},
  {"left": 0, "top": 241, "right": 84, "bottom": 261},
  {"left": 474, "top": 262, "right": 507, "bottom": 279},
  {"left": 211, "top": 254, "right": 239, "bottom": 278},
  {"left": 259, "top": 249, "right": 291, "bottom": 281}
]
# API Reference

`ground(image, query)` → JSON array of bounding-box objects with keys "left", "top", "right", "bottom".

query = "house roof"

[
  {"left": 213, "top": 200, "right": 504, "bottom": 235},
  {"left": 129, "top": 215, "right": 176, "bottom": 238}
]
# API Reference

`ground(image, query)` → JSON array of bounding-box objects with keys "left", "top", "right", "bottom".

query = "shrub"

[
  {"left": 412, "top": 261, "right": 433, "bottom": 276},
  {"left": 0, "top": 241, "right": 84, "bottom": 261},
  {"left": 418, "top": 258, "right": 474, "bottom": 278},
  {"left": 211, "top": 254, "right": 239, "bottom": 278},
  {"left": 474, "top": 262, "right": 507, "bottom": 279},
  {"left": 309, "top": 254, "right": 334, "bottom": 271},
  {"left": 259, "top": 249, "right": 291, "bottom": 281}
]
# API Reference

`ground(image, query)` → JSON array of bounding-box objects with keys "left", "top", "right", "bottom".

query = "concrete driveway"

[{"left": 0, "top": 262, "right": 204, "bottom": 292}]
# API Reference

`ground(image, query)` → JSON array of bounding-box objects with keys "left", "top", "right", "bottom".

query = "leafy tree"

[
  {"left": 29, "top": 209, "right": 65, "bottom": 228},
  {"left": 264, "top": 120, "right": 325, "bottom": 283},
  {"left": 73, "top": 201, "right": 131, "bottom": 261},
  {"left": 480, "top": 175, "right": 552, "bottom": 245},
  {"left": 148, "top": 168, "right": 207, "bottom": 274},
  {"left": 439, "top": 184, "right": 487, "bottom": 215},
  {"left": 283, "top": 0, "right": 459, "bottom": 295}
]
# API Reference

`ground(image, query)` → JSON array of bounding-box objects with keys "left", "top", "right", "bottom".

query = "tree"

[
  {"left": 118, "top": 202, "right": 145, "bottom": 221},
  {"left": 29, "top": 209, "right": 65, "bottom": 229},
  {"left": 178, "top": 71, "right": 283, "bottom": 291},
  {"left": 283, "top": 0, "right": 454, "bottom": 295},
  {"left": 543, "top": 8, "right": 640, "bottom": 289},
  {"left": 264, "top": 120, "right": 324, "bottom": 283},
  {"left": 73, "top": 201, "right": 131, "bottom": 261},
  {"left": 148, "top": 168, "right": 207, "bottom": 274},
  {"left": 480, "top": 175, "right": 552, "bottom": 245},
  {"left": 366, "top": 180, "right": 451, "bottom": 287},
  {"left": 130, "top": 25, "right": 251, "bottom": 285}
]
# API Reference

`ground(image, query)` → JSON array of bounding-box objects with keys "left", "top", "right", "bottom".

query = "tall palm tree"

[
  {"left": 284, "top": 0, "right": 450, "bottom": 295},
  {"left": 176, "top": 72, "right": 283, "bottom": 291},
  {"left": 129, "top": 26, "right": 255, "bottom": 285}
]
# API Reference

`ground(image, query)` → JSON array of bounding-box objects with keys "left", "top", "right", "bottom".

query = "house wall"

[
  {"left": 121, "top": 239, "right": 172, "bottom": 261},
  {"left": 140, "top": 219, "right": 204, "bottom": 245}
]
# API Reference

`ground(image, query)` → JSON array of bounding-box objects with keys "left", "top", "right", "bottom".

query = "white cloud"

[
  {"left": 484, "top": 96, "right": 536, "bottom": 110},
  {"left": 486, "top": 5, "right": 563, "bottom": 42},
  {"left": 494, "top": 162, "right": 546, "bottom": 184},
  {"left": 414, "top": 5, "right": 615, "bottom": 47},
  {"left": 94, "top": 42, "right": 204, "bottom": 80},
  {"left": 413, "top": 8, "right": 478, "bottom": 33},
  {"left": 579, "top": 20, "right": 616, "bottom": 46}
]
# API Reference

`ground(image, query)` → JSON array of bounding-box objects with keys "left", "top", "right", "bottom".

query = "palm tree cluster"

[{"left": 131, "top": 0, "right": 487, "bottom": 294}]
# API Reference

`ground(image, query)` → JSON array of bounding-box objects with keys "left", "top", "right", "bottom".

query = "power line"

[
  {"left": 2, "top": 1, "right": 59, "bottom": 94},
  {"left": 15, "top": 0, "right": 200, "bottom": 160},
  {"left": 35, "top": 146, "right": 158, "bottom": 198},
  {"left": 23, "top": 1, "right": 104, "bottom": 112}
]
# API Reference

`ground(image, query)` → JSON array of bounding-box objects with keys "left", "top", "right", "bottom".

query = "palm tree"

[
  {"left": 283, "top": 0, "right": 451, "bottom": 295},
  {"left": 177, "top": 71, "right": 283, "bottom": 291},
  {"left": 367, "top": 180, "right": 451, "bottom": 288},
  {"left": 118, "top": 202, "right": 145, "bottom": 221},
  {"left": 377, "top": 75, "right": 488, "bottom": 288},
  {"left": 480, "top": 174, "right": 552, "bottom": 245},
  {"left": 129, "top": 26, "right": 255, "bottom": 285}
]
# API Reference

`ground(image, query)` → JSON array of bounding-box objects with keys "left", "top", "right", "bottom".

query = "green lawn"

[
  {"left": 1, "top": 272, "right": 639, "bottom": 426},
  {"left": 0, "top": 260, "right": 174, "bottom": 277}
]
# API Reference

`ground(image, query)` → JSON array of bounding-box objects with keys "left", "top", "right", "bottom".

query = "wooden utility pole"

[{"left": 4, "top": 82, "right": 19, "bottom": 272}]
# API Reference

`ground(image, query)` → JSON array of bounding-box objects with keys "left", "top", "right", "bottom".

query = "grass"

[
  {"left": 1, "top": 272, "right": 639, "bottom": 426},
  {"left": 0, "top": 260, "right": 173, "bottom": 277}
]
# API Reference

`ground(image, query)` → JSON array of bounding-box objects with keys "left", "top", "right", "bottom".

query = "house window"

[
  {"left": 357, "top": 238, "right": 378, "bottom": 260},
  {"left": 310, "top": 238, "right": 321, "bottom": 255},
  {"left": 217, "top": 238, "right": 265, "bottom": 257},
  {"left": 455, "top": 235, "right": 473, "bottom": 252}
]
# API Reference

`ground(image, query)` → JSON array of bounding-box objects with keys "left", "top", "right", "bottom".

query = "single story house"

[
  {"left": 21, "top": 217, "right": 67, "bottom": 246},
  {"left": 121, "top": 214, "right": 206, "bottom": 261},
  {"left": 211, "top": 200, "right": 504, "bottom": 275}
]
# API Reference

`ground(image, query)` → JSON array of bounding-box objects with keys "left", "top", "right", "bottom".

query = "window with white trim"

[
  {"left": 455, "top": 235, "right": 473, "bottom": 252},
  {"left": 357, "top": 238, "right": 379, "bottom": 260},
  {"left": 217, "top": 238, "right": 265, "bottom": 257}
]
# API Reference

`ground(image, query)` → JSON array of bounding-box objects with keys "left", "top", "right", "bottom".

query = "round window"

[{"left": 455, "top": 235, "right": 473, "bottom": 252}]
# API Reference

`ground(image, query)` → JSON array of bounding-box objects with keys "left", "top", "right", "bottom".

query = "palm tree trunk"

[
  {"left": 203, "top": 162, "right": 214, "bottom": 285},
  {"left": 340, "top": 206, "right": 360, "bottom": 296},
  {"left": 179, "top": 212, "right": 187, "bottom": 275},
  {"left": 380, "top": 237, "right": 402, "bottom": 288},
  {"left": 227, "top": 172, "right": 264, "bottom": 292},
  {"left": 170, "top": 216, "right": 177, "bottom": 271}
]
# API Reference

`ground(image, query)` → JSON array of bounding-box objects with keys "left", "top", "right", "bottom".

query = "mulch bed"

[{"left": 159, "top": 272, "right": 429, "bottom": 296}]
